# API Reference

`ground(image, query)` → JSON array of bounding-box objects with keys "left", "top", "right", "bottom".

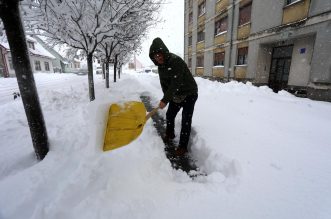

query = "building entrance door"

[{"left": 268, "top": 45, "right": 293, "bottom": 92}]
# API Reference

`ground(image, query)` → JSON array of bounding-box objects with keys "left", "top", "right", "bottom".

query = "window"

[
  {"left": 285, "top": 0, "right": 300, "bottom": 5},
  {"left": 27, "top": 41, "right": 35, "bottom": 50},
  {"left": 237, "top": 47, "right": 248, "bottom": 65},
  {"left": 188, "top": 35, "right": 192, "bottom": 46},
  {"left": 74, "top": 62, "right": 80, "bottom": 68},
  {"left": 239, "top": 3, "right": 252, "bottom": 26},
  {"left": 215, "top": 16, "right": 228, "bottom": 35},
  {"left": 35, "top": 60, "right": 41, "bottom": 71},
  {"left": 8, "top": 57, "right": 14, "bottom": 70},
  {"left": 198, "top": 0, "right": 206, "bottom": 16},
  {"left": 196, "top": 53, "right": 204, "bottom": 67},
  {"left": 189, "top": 12, "right": 193, "bottom": 23},
  {"left": 197, "top": 29, "right": 205, "bottom": 42},
  {"left": 44, "top": 62, "right": 50, "bottom": 71},
  {"left": 214, "top": 52, "right": 225, "bottom": 66}
]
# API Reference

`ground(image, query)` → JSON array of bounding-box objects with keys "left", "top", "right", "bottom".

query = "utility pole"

[{"left": 0, "top": 0, "right": 49, "bottom": 160}]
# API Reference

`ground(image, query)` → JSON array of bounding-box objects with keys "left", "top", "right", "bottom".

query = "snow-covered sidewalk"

[{"left": 0, "top": 72, "right": 331, "bottom": 219}]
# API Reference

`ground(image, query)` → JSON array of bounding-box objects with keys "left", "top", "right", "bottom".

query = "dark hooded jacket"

[{"left": 149, "top": 37, "right": 198, "bottom": 104}]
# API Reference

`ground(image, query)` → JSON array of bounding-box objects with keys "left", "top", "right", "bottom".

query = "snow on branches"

[
  {"left": 22, "top": 0, "right": 162, "bottom": 55},
  {"left": 21, "top": 0, "right": 162, "bottom": 100}
]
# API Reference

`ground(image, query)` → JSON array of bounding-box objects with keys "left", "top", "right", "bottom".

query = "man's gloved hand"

[{"left": 158, "top": 100, "right": 167, "bottom": 109}]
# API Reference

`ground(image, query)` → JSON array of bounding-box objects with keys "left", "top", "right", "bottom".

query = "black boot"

[
  {"left": 175, "top": 147, "right": 188, "bottom": 156},
  {"left": 164, "top": 130, "right": 175, "bottom": 143}
]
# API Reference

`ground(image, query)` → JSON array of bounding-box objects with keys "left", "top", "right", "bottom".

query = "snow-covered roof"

[
  {"left": 27, "top": 35, "right": 55, "bottom": 59},
  {"left": 0, "top": 35, "right": 55, "bottom": 60}
]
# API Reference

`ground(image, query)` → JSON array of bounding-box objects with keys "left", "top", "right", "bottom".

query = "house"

[
  {"left": 34, "top": 36, "right": 87, "bottom": 74},
  {"left": 184, "top": 0, "right": 331, "bottom": 101},
  {"left": 34, "top": 35, "right": 68, "bottom": 73},
  {"left": 128, "top": 55, "right": 143, "bottom": 70},
  {"left": 0, "top": 35, "right": 56, "bottom": 77}
]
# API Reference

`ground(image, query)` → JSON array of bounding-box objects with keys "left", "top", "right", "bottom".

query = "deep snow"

[{"left": 0, "top": 72, "right": 331, "bottom": 219}]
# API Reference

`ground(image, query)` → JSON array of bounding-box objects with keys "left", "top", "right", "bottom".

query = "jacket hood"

[{"left": 149, "top": 37, "right": 170, "bottom": 66}]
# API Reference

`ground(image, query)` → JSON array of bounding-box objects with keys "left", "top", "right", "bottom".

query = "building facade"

[
  {"left": 184, "top": 0, "right": 331, "bottom": 101},
  {"left": 0, "top": 35, "right": 55, "bottom": 77}
]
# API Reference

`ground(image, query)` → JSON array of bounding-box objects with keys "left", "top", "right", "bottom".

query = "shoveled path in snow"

[{"left": 140, "top": 94, "right": 204, "bottom": 177}]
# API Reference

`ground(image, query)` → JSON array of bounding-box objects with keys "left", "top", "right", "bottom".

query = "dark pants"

[{"left": 166, "top": 94, "right": 198, "bottom": 149}]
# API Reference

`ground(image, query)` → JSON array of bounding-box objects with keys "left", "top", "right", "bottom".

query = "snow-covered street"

[{"left": 1, "top": 72, "right": 331, "bottom": 219}]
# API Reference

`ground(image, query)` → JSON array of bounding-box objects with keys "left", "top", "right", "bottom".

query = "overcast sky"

[{"left": 136, "top": 0, "right": 184, "bottom": 66}]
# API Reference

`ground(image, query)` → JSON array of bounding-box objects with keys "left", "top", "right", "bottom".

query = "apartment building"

[{"left": 184, "top": 0, "right": 331, "bottom": 101}]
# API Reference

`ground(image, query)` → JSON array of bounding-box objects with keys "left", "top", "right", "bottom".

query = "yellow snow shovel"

[{"left": 103, "top": 101, "right": 159, "bottom": 151}]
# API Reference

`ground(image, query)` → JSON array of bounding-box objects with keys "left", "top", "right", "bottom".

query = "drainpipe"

[{"left": 227, "top": 0, "right": 235, "bottom": 82}]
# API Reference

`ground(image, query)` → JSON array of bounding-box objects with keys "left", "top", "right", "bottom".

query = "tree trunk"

[
  {"left": 105, "top": 61, "right": 109, "bottom": 88},
  {"left": 118, "top": 65, "right": 121, "bottom": 79},
  {"left": 87, "top": 53, "right": 95, "bottom": 101},
  {"left": 0, "top": 0, "right": 49, "bottom": 160},
  {"left": 102, "top": 62, "right": 105, "bottom": 79},
  {"left": 113, "top": 54, "right": 118, "bottom": 83}
]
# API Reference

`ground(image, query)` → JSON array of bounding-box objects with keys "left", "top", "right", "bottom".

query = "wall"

[
  {"left": 309, "top": 21, "right": 331, "bottom": 84},
  {"left": 288, "top": 35, "right": 314, "bottom": 86},
  {"left": 309, "top": 0, "right": 331, "bottom": 17},
  {"left": 30, "top": 56, "right": 54, "bottom": 73},
  {"left": 250, "top": 0, "right": 283, "bottom": 34},
  {"left": 5, "top": 54, "right": 15, "bottom": 77}
]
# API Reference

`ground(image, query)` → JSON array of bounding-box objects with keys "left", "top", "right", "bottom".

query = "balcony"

[
  {"left": 215, "top": 0, "right": 229, "bottom": 14},
  {"left": 196, "top": 41, "right": 205, "bottom": 52},
  {"left": 214, "top": 31, "right": 227, "bottom": 45},
  {"left": 196, "top": 67, "right": 204, "bottom": 76},
  {"left": 212, "top": 66, "right": 225, "bottom": 78},
  {"left": 282, "top": 0, "right": 310, "bottom": 24},
  {"left": 237, "top": 22, "right": 251, "bottom": 40},
  {"left": 234, "top": 65, "right": 247, "bottom": 79},
  {"left": 198, "top": 14, "right": 205, "bottom": 25}
]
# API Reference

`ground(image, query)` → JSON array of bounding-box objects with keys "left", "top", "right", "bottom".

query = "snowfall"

[{"left": 0, "top": 71, "right": 330, "bottom": 219}]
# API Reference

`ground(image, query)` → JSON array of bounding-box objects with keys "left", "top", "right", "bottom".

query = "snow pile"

[{"left": 0, "top": 72, "right": 331, "bottom": 219}]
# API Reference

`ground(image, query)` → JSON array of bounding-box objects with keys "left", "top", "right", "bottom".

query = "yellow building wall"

[
  {"left": 237, "top": 41, "right": 249, "bottom": 49},
  {"left": 282, "top": 0, "right": 310, "bottom": 24},
  {"left": 196, "top": 68, "right": 204, "bottom": 76},
  {"left": 198, "top": 14, "right": 205, "bottom": 26},
  {"left": 239, "top": 0, "right": 252, "bottom": 7},
  {"left": 214, "top": 33, "right": 227, "bottom": 45},
  {"left": 212, "top": 67, "right": 225, "bottom": 78},
  {"left": 196, "top": 41, "right": 205, "bottom": 52},
  {"left": 234, "top": 66, "right": 247, "bottom": 79},
  {"left": 237, "top": 23, "right": 251, "bottom": 40},
  {"left": 216, "top": 0, "right": 229, "bottom": 14}
]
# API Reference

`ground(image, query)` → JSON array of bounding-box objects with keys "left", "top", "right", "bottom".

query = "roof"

[
  {"left": 33, "top": 35, "right": 69, "bottom": 62},
  {"left": 26, "top": 35, "right": 56, "bottom": 59},
  {"left": 0, "top": 35, "right": 55, "bottom": 60}
]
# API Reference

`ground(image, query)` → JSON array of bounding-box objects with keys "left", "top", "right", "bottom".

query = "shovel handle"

[{"left": 146, "top": 107, "right": 159, "bottom": 121}]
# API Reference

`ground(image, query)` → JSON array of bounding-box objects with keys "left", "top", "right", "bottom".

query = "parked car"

[
  {"left": 144, "top": 68, "right": 152, "bottom": 73},
  {"left": 96, "top": 66, "right": 102, "bottom": 74},
  {"left": 75, "top": 71, "right": 88, "bottom": 76},
  {"left": 75, "top": 68, "right": 88, "bottom": 76}
]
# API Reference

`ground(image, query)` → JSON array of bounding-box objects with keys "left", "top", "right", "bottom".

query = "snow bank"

[{"left": 0, "top": 72, "right": 330, "bottom": 219}]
